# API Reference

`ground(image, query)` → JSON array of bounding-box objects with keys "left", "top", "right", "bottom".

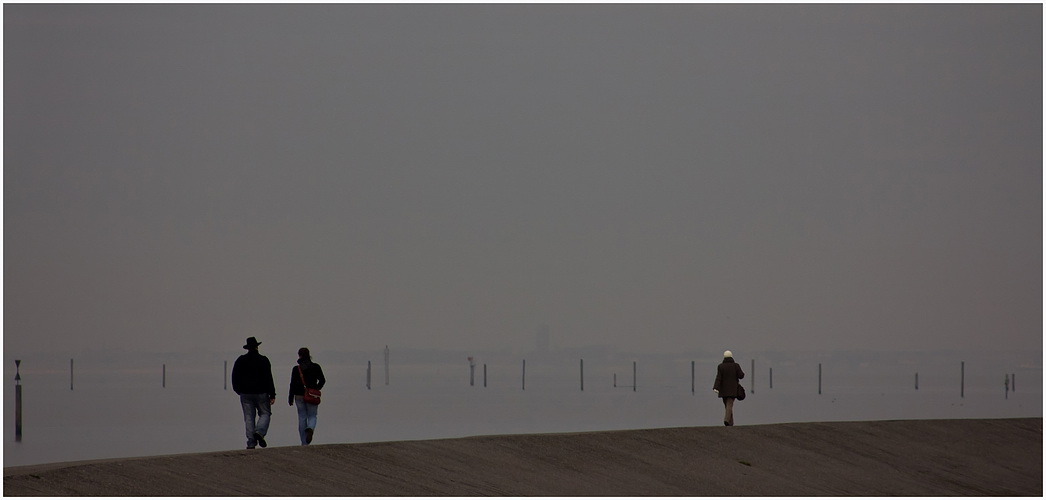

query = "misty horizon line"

[{"left": 5, "top": 344, "right": 1042, "bottom": 368}]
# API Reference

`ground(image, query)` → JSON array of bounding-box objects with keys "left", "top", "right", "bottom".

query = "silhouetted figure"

[
  {"left": 713, "top": 350, "right": 745, "bottom": 426},
  {"left": 289, "top": 347, "right": 326, "bottom": 445},
  {"left": 232, "top": 337, "right": 276, "bottom": 449}
]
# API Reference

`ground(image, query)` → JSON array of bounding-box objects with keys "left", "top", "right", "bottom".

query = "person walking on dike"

[
  {"left": 713, "top": 350, "right": 745, "bottom": 426},
  {"left": 232, "top": 337, "right": 276, "bottom": 449},
  {"left": 289, "top": 347, "right": 326, "bottom": 445}
]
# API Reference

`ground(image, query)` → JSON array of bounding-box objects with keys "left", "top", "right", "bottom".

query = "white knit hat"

[{"left": 723, "top": 350, "right": 733, "bottom": 358}]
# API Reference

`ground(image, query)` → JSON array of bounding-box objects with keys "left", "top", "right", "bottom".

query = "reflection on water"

[{"left": 4, "top": 355, "right": 1041, "bottom": 467}]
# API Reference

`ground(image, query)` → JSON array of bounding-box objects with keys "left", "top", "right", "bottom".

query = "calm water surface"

[{"left": 4, "top": 354, "right": 1041, "bottom": 467}]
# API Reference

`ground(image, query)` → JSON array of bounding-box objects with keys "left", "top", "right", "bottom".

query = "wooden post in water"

[
  {"left": 915, "top": 372, "right": 919, "bottom": 390},
  {"left": 468, "top": 357, "right": 475, "bottom": 387},
  {"left": 632, "top": 361, "right": 636, "bottom": 392},
  {"left": 162, "top": 364, "right": 166, "bottom": 388},
  {"left": 522, "top": 359, "right": 526, "bottom": 391},
  {"left": 770, "top": 367, "right": 773, "bottom": 389},
  {"left": 483, "top": 364, "right": 487, "bottom": 388},
  {"left": 366, "top": 361, "right": 372, "bottom": 390},
  {"left": 15, "top": 360, "right": 22, "bottom": 442},
  {"left": 580, "top": 359, "right": 584, "bottom": 391},
  {"left": 691, "top": 361, "right": 695, "bottom": 395},
  {"left": 818, "top": 363, "right": 822, "bottom": 395},
  {"left": 960, "top": 361, "right": 965, "bottom": 398},
  {"left": 384, "top": 346, "right": 390, "bottom": 386},
  {"left": 70, "top": 358, "right": 74, "bottom": 391},
  {"left": 1012, "top": 373, "right": 1016, "bottom": 392}
]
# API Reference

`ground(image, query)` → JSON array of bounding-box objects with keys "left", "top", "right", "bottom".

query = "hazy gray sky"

[{"left": 4, "top": 4, "right": 1041, "bottom": 358}]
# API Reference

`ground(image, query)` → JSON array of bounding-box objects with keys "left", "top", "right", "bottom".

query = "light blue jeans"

[
  {"left": 294, "top": 396, "right": 318, "bottom": 445},
  {"left": 240, "top": 394, "right": 271, "bottom": 447}
]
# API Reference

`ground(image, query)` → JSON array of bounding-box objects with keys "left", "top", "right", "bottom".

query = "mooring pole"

[
  {"left": 960, "top": 361, "right": 965, "bottom": 398},
  {"left": 162, "top": 364, "right": 166, "bottom": 388},
  {"left": 70, "top": 358, "right": 74, "bottom": 391},
  {"left": 751, "top": 359, "right": 755, "bottom": 394},
  {"left": 483, "top": 364, "right": 487, "bottom": 388},
  {"left": 367, "top": 360, "right": 372, "bottom": 390},
  {"left": 915, "top": 372, "right": 919, "bottom": 390},
  {"left": 818, "top": 363, "right": 822, "bottom": 395},
  {"left": 469, "top": 357, "right": 475, "bottom": 387},
  {"left": 15, "top": 360, "right": 22, "bottom": 442},
  {"left": 691, "top": 361, "right": 695, "bottom": 395},
  {"left": 633, "top": 361, "right": 636, "bottom": 392},
  {"left": 384, "top": 346, "right": 390, "bottom": 386},
  {"left": 522, "top": 359, "right": 526, "bottom": 391},
  {"left": 580, "top": 359, "right": 584, "bottom": 391},
  {"left": 770, "top": 367, "right": 773, "bottom": 389}
]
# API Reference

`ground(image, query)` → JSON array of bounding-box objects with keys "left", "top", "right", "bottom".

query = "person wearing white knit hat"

[{"left": 712, "top": 349, "right": 745, "bottom": 426}]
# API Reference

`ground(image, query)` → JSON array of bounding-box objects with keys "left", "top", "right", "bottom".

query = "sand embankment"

[{"left": 4, "top": 418, "right": 1041, "bottom": 496}]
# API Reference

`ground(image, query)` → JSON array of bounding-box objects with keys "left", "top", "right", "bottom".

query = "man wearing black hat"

[{"left": 231, "top": 337, "right": 276, "bottom": 449}]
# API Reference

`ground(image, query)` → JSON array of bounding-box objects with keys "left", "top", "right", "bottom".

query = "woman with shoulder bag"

[
  {"left": 289, "top": 347, "right": 326, "bottom": 445},
  {"left": 712, "top": 350, "right": 745, "bottom": 426}
]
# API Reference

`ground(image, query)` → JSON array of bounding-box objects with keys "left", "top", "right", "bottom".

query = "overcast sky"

[{"left": 4, "top": 4, "right": 1041, "bottom": 359}]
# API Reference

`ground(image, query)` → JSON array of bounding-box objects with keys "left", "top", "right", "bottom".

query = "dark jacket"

[
  {"left": 289, "top": 360, "right": 326, "bottom": 405},
  {"left": 231, "top": 350, "right": 276, "bottom": 398},
  {"left": 713, "top": 357, "right": 745, "bottom": 398}
]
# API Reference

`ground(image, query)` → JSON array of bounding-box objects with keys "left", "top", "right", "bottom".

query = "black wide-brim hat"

[{"left": 243, "top": 337, "right": 262, "bottom": 349}]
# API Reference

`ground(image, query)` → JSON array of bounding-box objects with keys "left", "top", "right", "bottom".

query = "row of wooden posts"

[
  {"left": 9, "top": 358, "right": 1021, "bottom": 443},
  {"left": 29, "top": 357, "right": 1017, "bottom": 396}
]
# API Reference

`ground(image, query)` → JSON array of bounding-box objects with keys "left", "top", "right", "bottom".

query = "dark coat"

[
  {"left": 231, "top": 350, "right": 276, "bottom": 398},
  {"left": 289, "top": 361, "right": 326, "bottom": 405},
  {"left": 713, "top": 357, "right": 745, "bottom": 398}
]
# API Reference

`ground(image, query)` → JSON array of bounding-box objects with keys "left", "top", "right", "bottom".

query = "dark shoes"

[
  {"left": 254, "top": 433, "right": 267, "bottom": 448},
  {"left": 305, "top": 428, "right": 314, "bottom": 445},
  {"left": 246, "top": 445, "right": 256, "bottom": 449}
]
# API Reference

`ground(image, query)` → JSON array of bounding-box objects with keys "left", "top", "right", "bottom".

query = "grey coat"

[{"left": 713, "top": 357, "right": 745, "bottom": 398}]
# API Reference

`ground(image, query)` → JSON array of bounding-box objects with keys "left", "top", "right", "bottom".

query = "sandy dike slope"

[{"left": 4, "top": 418, "right": 1041, "bottom": 496}]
